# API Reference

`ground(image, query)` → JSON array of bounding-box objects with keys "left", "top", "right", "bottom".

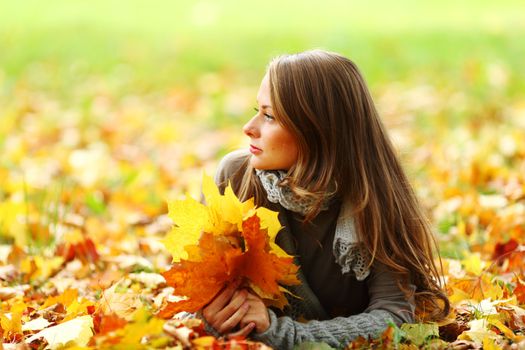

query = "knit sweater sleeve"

[{"left": 252, "top": 262, "right": 416, "bottom": 350}]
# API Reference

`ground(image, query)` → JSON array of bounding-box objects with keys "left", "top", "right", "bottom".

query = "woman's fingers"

[
  {"left": 202, "top": 284, "right": 251, "bottom": 334},
  {"left": 228, "top": 322, "right": 255, "bottom": 339},
  {"left": 239, "top": 292, "right": 270, "bottom": 333},
  {"left": 217, "top": 301, "right": 249, "bottom": 333},
  {"left": 213, "top": 289, "right": 248, "bottom": 326},
  {"left": 202, "top": 280, "right": 241, "bottom": 321}
]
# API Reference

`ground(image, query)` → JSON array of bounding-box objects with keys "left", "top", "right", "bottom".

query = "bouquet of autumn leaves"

[{"left": 158, "top": 175, "right": 300, "bottom": 319}]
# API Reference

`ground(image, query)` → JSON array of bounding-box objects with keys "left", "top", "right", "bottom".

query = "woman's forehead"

[{"left": 257, "top": 75, "right": 272, "bottom": 109}]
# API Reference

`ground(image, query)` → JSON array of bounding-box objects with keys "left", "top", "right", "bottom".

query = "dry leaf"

[
  {"left": 25, "top": 315, "right": 94, "bottom": 349},
  {"left": 99, "top": 282, "right": 143, "bottom": 320}
]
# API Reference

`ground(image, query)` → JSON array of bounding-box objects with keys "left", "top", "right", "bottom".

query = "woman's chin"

[{"left": 250, "top": 156, "right": 267, "bottom": 170}]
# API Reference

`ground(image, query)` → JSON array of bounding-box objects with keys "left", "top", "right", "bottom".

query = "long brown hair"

[{"left": 238, "top": 49, "right": 449, "bottom": 320}]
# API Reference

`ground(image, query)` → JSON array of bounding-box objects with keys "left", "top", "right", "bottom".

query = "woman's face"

[{"left": 243, "top": 74, "right": 299, "bottom": 171}]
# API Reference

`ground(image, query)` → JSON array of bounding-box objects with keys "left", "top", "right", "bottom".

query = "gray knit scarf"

[{"left": 256, "top": 169, "right": 370, "bottom": 280}]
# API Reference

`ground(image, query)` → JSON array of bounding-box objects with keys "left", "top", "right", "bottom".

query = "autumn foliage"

[
  {"left": 1, "top": 43, "right": 525, "bottom": 348},
  {"left": 159, "top": 175, "right": 300, "bottom": 318}
]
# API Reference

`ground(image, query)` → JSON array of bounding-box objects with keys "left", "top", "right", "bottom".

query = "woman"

[{"left": 200, "top": 49, "right": 449, "bottom": 349}]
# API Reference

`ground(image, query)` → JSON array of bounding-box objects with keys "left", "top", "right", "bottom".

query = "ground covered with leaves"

[{"left": 1, "top": 62, "right": 524, "bottom": 349}]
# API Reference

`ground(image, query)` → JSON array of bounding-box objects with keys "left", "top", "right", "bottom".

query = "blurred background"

[{"left": 1, "top": 0, "right": 525, "bottom": 256}]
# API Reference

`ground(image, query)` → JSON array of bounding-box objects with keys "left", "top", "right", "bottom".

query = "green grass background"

[
  {"left": 1, "top": 0, "right": 524, "bottom": 149},
  {"left": 1, "top": 0, "right": 524, "bottom": 92}
]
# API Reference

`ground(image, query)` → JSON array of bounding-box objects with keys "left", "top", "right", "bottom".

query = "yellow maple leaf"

[
  {"left": 163, "top": 174, "right": 293, "bottom": 262},
  {"left": 20, "top": 255, "right": 64, "bottom": 282},
  {"left": 202, "top": 175, "right": 243, "bottom": 231},
  {"left": 0, "top": 301, "right": 26, "bottom": 335},
  {"left": 462, "top": 251, "right": 486, "bottom": 276},
  {"left": 163, "top": 196, "right": 209, "bottom": 262},
  {"left": 40, "top": 289, "right": 95, "bottom": 322},
  {"left": 252, "top": 206, "right": 289, "bottom": 258}
]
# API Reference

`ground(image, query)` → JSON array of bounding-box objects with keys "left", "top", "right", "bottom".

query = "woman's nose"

[{"left": 243, "top": 116, "right": 260, "bottom": 138}]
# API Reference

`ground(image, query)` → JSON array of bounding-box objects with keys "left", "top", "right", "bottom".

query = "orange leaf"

[
  {"left": 93, "top": 312, "right": 127, "bottom": 335},
  {"left": 159, "top": 233, "right": 243, "bottom": 318},
  {"left": 513, "top": 276, "right": 525, "bottom": 305},
  {"left": 56, "top": 235, "right": 100, "bottom": 265},
  {"left": 241, "top": 215, "right": 300, "bottom": 297},
  {"left": 448, "top": 274, "right": 503, "bottom": 303},
  {"left": 159, "top": 215, "right": 300, "bottom": 318},
  {"left": 41, "top": 289, "right": 78, "bottom": 310},
  {"left": 505, "top": 251, "right": 525, "bottom": 273}
]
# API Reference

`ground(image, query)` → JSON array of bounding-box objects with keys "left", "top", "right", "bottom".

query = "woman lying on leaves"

[{"left": 200, "top": 49, "right": 450, "bottom": 349}]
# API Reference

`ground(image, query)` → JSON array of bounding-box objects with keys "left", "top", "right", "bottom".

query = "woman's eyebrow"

[{"left": 256, "top": 101, "right": 273, "bottom": 109}]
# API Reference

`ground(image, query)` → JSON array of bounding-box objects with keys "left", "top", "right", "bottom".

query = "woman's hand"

[
  {"left": 238, "top": 291, "right": 270, "bottom": 334},
  {"left": 202, "top": 281, "right": 255, "bottom": 335}
]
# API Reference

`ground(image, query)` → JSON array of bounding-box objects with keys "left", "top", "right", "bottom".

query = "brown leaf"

[{"left": 492, "top": 238, "right": 519, "bottom": 261}]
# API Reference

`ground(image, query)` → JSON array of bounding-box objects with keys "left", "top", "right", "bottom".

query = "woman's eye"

[{"left": 253, "top": 107, "right": 274, "bottom": 121}]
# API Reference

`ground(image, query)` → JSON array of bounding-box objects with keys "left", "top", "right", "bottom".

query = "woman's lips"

[{"left": 249, "top": 145, "right": 262, "bottom": 154}]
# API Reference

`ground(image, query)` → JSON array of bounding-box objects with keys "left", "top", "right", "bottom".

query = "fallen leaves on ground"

[{"left": 1, "top": 61, "right": 525, "bottom": 348}]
